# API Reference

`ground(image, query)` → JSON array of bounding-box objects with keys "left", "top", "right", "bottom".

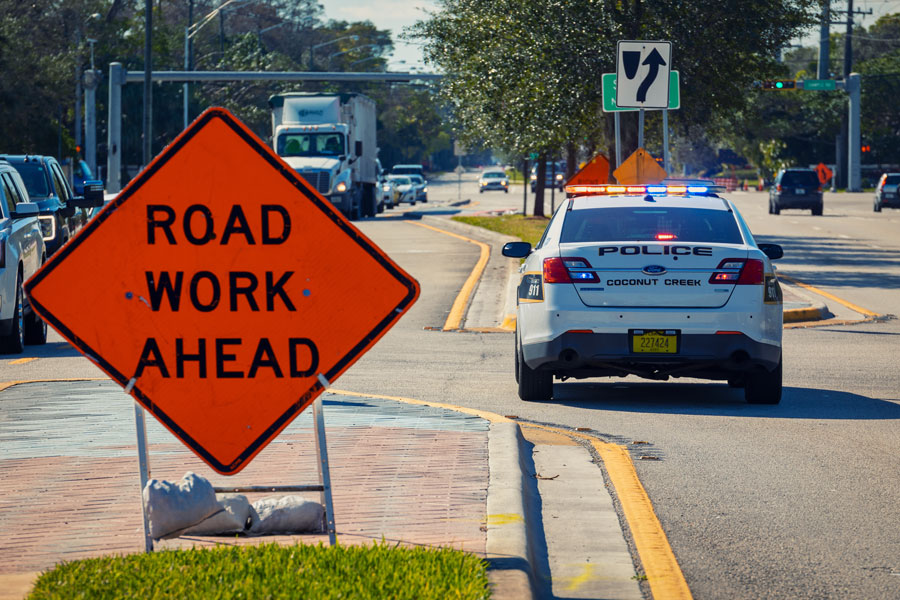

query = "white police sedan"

[{"left": 503, "top": 183, "right": 784, "bottom": 404}]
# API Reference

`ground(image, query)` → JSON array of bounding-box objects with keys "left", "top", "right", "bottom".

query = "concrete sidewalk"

[{"left": 0, "top": 380, "right": 529, "bottom": 599}]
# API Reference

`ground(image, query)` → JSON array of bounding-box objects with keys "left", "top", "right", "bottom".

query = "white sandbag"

[
  {"left": 183, "top": 494, "right": 252, "bottom": 536},
  {"left": 143, "top": 472, "right": 221, "bottom": 540},
  {"left": 249, "top": 496, "right": 324, "bottom": 535}
]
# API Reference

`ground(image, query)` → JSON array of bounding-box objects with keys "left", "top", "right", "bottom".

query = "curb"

[{"left": 486, "top": 422, "right": 537, "bottom": 600}]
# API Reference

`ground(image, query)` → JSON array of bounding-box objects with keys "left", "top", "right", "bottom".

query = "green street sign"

[
  {"left": 801, "top": 79, "right": 837, "bottom": 91},
  {"left": 603, "top": 71, "right": 680, "bottom": 112},
  {"left": 529, "top": 152, "right": 539, "bottom": 160}
]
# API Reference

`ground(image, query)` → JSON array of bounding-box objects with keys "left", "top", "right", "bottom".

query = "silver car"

[{"left": 0, "top": 159, "right": 47, "bottom": 352}]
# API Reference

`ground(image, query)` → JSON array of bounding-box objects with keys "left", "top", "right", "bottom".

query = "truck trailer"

[{"left": 268, "top": 92, "right": 378, "bottom": 220}]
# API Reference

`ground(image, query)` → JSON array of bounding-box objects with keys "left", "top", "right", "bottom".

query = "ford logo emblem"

[{"left": 642, "top": 265, "right": 667, "bottom": 275}]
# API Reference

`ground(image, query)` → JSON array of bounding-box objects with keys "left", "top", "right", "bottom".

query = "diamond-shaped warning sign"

[{"left": 25, "top": 107, "right": 419, "bottom": 475}]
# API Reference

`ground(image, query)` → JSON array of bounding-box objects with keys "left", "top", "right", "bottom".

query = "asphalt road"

[{"left": 4, "top": 172, "right": 899, "bottom": 599}]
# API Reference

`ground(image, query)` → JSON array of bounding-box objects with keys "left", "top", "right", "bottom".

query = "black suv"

[
  {"left": 4, "top": 155, "right": 104, "bottom": 255},
  {"left": 769, "top": 168, "right": 823, "bottom": 215}
]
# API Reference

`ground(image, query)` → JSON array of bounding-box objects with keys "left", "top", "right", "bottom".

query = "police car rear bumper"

[{"left": 522, "top": 331, "right": 781, "bottom": 379}]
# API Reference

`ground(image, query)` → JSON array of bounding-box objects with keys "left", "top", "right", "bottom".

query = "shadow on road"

[
  {"left": 546, "top": 380, "right": 900, "bottom": 420},
  {"left": 757, "top": 234, "right": 900, "bottom": 289}
]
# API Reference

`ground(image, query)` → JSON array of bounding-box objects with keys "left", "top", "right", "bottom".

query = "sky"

[
  {"left": 316, "top": 0, "right": 900, "bottom": 73},
  {"left": 317, "top": 0, "right": 437, "bottom": 71}
]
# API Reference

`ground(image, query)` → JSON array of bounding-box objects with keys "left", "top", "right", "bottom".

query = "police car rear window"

[
  {"left": 883, "top": 175, "right": 900, "bottom": 185},
  {"left": 561, "top": 207, "right": 743, "bottom": 244}
]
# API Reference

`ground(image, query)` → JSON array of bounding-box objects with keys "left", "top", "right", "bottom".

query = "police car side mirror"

[
  {"left": 759, "top": 243, "right": 783, "bottom": 260},
  {"left": 502, "top": 241, "right": 532, "bottom": 258}
]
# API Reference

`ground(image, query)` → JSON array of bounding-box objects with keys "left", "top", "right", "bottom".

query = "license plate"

[
  {"left": 630, "top": 329, "right": 679, "bottom": 354},
  {"left": 796, "top": 188, "right": 805, "bottom": 194}
]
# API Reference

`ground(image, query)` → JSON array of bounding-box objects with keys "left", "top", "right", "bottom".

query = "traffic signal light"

[
  {"left": 761, "top": 80, "right": 797, "bottom": 90},
  {"left": 861, "top": 144, "right": 871, "bottom": 153}
]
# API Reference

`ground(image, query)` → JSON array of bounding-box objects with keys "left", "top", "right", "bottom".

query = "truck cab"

[{"left": 269, "top": 93, "right": 378, "bottom": 220}]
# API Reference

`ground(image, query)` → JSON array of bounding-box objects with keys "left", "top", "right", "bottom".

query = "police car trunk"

[{"left": 557, "top": 196, "right": 749, "bottom": 309}]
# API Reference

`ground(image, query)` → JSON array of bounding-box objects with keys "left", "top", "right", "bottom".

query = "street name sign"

[
  {"left": 602, "top": 71, "right": 680, "bottom": 112},
  {"left": 25, "top": 107, "right": 420, "bottom": 475},
  {"left": 801, "top": 79, "right": 837, "bottom": 91},
  {"left": 616, "top": 40, "right": 672, "bottom": 109}
]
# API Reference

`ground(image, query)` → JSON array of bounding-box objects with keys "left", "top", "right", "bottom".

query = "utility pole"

[
  {"left": 818, "top": 0, "right": 830, "bottom": 79},
  {"left": 143, "top": 0, "right": 152, "bottom": 166},
  {"left": 835, "top": 0, "right": 872, "bottom": 188}
]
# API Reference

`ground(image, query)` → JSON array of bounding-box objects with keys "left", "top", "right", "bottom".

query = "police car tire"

[
  {"left": 744, "top": 356, "right": 782, "bottom": 405},
  {"left": 517, "top": 340, "right": 552, "bottom": 401}
]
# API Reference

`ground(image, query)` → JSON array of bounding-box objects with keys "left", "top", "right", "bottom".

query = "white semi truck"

[{"left": 268, "top": 92, "right": 378, "bottom": 220}]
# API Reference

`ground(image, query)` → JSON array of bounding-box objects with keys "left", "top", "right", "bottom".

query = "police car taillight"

[
  {"left": 709, "top": 258, "right": 764, "bottom": 285},
  {"left": 543, "top": 257, "right": 598, "bottom": 283}
]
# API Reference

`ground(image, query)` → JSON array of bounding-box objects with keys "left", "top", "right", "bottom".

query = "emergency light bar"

[{"left": 564, "top": 184, "right": 721, "bottom": 196}]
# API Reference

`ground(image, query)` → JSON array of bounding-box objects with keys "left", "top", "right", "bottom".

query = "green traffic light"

[{"left": 775, "top": 81, "right": 784, "bottom": 89}]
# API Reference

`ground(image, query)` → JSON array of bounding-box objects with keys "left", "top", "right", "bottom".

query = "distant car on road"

[
  {"left": 390, "top": 164, "right": 425, "bottom": 179},
  {"left": 0, "top": 159, "right": 47, "bottom": 353},
  {"left": 408, "top": 174, "right": 428, "bottom": 203},
  {"left": 385, "top": 175, "right": 417, "bottom": 205},
  {"left": 4, "top": 155, "right": 104, "bottom": 255},
  {"left": 479, "top": 169, "right": 510, "bottom": 193},
  {"left": 769, "top": 168, "right": 823, "bottom": 215},
  {"left": 530, "top": 161, "right": 565, "bottom": 192},
  {"left": 873, "top": 173, "right": 900, "bottom": 212},
  {"left": 503, "top": 181, "right": 784, "bottom": 404}
]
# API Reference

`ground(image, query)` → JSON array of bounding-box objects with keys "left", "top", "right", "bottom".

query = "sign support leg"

[
  {"left": 663, "top": 109, "right": 670, "bottom": 173},
  {"left": 313, "top": 394, "right": 337, "bottom": 545},
  {"left": 615, "top": 112, "right": 622, "bottom": 169},
  {"left": 133, "top": 402, "right": 154, "bottom": 552},
  {"left": 638, "top": 108, "right": 645, "bottom": 149}
]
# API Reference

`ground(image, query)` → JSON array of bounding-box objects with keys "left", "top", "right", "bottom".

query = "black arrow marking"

[{"left": 637, "top": 48, "right": 667, "bottom": 103}]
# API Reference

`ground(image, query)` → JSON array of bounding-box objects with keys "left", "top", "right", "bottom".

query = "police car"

[{"left": 503, "top": 183, "right": 784, "bottom": 404}]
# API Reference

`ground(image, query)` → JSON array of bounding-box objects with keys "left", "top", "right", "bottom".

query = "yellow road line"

[
  {"left": 521, "top": 422, "right": 693, "bottom": 600},
  {"left": 329, "top": 388, "right": 511, "bottom": 423},
  {"left": 0, "top": 378, "right": 107, "bottom": 394},
  {"left": 410, "top": 221, "right": 491, "bottom": 331},
  {"left": 8, "top": 357, "right": 38, "bottom": 365},
  {"left": 779, "top": 274, "right": 879, "bottom": 317}
]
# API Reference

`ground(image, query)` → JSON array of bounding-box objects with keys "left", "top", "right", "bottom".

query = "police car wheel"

[
  {"left": 517, "top": 339, "right": 552, "bottom": 401},
  {"left": 744, "top": 356, "right": 782, "bottom": 405}
]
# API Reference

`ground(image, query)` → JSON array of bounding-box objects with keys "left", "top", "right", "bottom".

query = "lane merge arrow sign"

[
  {"left": 616, "top": 40, "right": 673, "bottom": 109},
  {"left": 25, "top": 107, "right": 420, "bottom": 475}
]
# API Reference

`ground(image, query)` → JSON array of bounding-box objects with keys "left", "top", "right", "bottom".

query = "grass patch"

[
  {"left": 452, "top": 214, "right": 550, "bottom": 247},
  {"left": 28, "top": 542, "right": 490, "bottom": 600}
]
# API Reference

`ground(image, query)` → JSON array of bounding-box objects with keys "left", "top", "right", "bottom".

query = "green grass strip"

[
  {"left": 28, "top": 542, "right": 490, "bottom": 600},
  {"left": 452, "top": 214, "right": 550, "bottom": 248}
]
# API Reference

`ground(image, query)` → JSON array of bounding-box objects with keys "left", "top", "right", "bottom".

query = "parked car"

[
  {"left": 0, "top": 158, "right": 47, "bottom": 353},
  {"left": 408, "top": 174, "right": 428, "bottom": 203},
  {"left": 385, "top": 175, "right": 417, "bottom": 204},
  {"left": 873, "top": 172, "right": 900, "bottom": 212},
  {"left": 479, "top": 169, "right": 510, "bottom": 193},
  {"left": 4, "top": 155, "right": 104, "bottom": 255},
  {"left": 530, "top": 161, "right": 566, "bottom": 192},
  {"left": 769, "top": 168, "right": 823, "bottom": 215}
]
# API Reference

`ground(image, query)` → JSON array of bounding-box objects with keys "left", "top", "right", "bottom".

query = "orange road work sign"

[
  {"left": 566, "top": 153, "right": 610, "bottom": 187},
  {"left": 25, "top": 107, "right": 420, "bottom": 475},
  {"left": 613, "top": 148, "right": 667, "bottom": 185},
  {"left": 816, "top": 163, "right": 833, "bottom": 185}
]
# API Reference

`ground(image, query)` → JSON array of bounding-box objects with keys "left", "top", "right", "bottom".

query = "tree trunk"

[
  {"left": 534, "top": 153, "right": 547, "bottom": 217},
  {"left": 566, "top": 142, "right": 576, "bottom": 180}
]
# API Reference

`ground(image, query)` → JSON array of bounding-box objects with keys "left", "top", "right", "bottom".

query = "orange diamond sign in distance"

[
  {"left": 566, "top": 153, "right": 610, "bottom": 186},
  {"left": 613, "top": 148, "right": 668, "bottom": 185},
  {"left": 25, "top": 107, "right": 420, "bottom": 475}
]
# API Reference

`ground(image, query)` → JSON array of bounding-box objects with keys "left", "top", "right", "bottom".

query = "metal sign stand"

[{"left": 133, "top": 394, "right": 337, "bottom": 551}]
